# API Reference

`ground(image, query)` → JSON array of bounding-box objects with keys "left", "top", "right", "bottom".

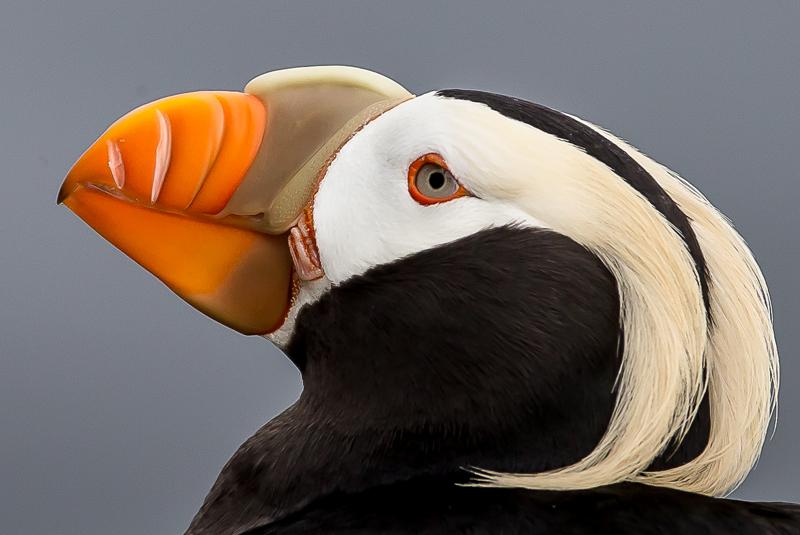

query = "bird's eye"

[{"left": 408, "top": 154, "right": 468, "bottom": 205}]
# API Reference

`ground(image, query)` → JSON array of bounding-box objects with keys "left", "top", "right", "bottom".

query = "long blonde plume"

[
  {"left": 443, "top": 101, "right": 776, "bottom": 495},
  {"left": 598, "top": 129, "right": 779, "bottom": 496}
]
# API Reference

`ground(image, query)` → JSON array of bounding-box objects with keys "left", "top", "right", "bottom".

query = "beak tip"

[{"left": 57, "top": 178, "right": 75, "bottom": 205}]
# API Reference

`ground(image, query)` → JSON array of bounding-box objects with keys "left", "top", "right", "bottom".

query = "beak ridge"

[{"left": 58, "top": 66, "right": 412, "bottom": 335}]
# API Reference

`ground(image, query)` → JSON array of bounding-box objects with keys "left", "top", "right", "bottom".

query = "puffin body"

[
  {"left": 249, "top": 482, "right": 800, "bottom": 535},
  {"left": 58, "top": 67, "right": 796, "bottom": 534}
]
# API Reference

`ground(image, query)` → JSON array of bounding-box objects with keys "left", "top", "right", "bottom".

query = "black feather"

[
  {"left": 247, "top": 478, "right": 800, "bottom": 535},
  {"left": 187, "top": 227, "right": 622, "bottom": 534},
  {"left": 436, "top": 89, "right": 711, "bottom": 316}
]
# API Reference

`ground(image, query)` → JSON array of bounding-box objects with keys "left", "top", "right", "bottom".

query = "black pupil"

[{"left": 428, "top": 171, "right": 446, "bottom": 190}]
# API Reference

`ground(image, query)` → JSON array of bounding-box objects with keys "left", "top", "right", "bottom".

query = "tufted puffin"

[{"left": 58, "top": 66, "right": 800, "bottom": 534}]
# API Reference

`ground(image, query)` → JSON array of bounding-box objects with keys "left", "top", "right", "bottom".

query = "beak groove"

[
  {"left": 59, "top": 66, "right": 412, "bottom": 335},
  {"left": 150, "top": 109, "right": 172, "bottom": 204}
]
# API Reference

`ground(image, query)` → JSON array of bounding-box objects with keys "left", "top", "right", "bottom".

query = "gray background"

[{"left": 1, "top": 2, "right": 798, "bottom": 534}]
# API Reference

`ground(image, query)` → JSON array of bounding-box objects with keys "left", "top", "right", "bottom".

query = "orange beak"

[
  {"left": 58, "top": 92, "right": 293, "bottom": 335},
  {"left": 58, "top": 66, "right": 412, "bottom": 336}
]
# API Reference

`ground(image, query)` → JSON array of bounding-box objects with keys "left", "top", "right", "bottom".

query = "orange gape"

[{"left": 59, "top": 92, "right": 293, "bottom": 335}]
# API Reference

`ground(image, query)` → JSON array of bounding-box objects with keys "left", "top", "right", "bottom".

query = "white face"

[
  {"left": 267, "top": 90, "right": 776, "bottom": 499},
  {"left": 265, "top": 93, "right": 544, "bottom": 347},
  {"left": 312, "top": 93, "right": 544, "bottom": 285}
]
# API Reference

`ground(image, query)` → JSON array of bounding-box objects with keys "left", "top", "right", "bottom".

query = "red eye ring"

[{"left": 408, "top": 153, "right": 469, "bottom": 205}]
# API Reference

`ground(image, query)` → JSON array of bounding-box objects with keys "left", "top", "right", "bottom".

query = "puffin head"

[{"left": 59, "top": 66, "right": 778, "bottom": 534}]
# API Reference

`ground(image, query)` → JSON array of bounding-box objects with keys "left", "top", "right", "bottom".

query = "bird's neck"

[{"left": 187, "top": 227, "right": 623, "bottom": 535}]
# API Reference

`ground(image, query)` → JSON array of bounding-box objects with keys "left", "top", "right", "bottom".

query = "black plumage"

[
  {"left": 57, "top": 67, "right": 792, "bottom": 534},
  {"left": 184, "top": 227, "right": 779, "bottom": 535},
  {"left": 436, "top": 89, "right": 711, "bottom": 313},
  {"left": 247, "top": 479, "right": 800, "bottom": 535}
]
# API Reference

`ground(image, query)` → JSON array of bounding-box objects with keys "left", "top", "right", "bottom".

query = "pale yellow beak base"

[{"left": 59, "top": 66, "right": 413, "bottom": 335}]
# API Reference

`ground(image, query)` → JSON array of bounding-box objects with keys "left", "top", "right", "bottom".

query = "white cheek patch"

[
  {"left": 312, "top": 119, "right": 544, "bottom": 284},
  {"left": 272, "top": 90, "right": 774, "bottom": 500}
]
